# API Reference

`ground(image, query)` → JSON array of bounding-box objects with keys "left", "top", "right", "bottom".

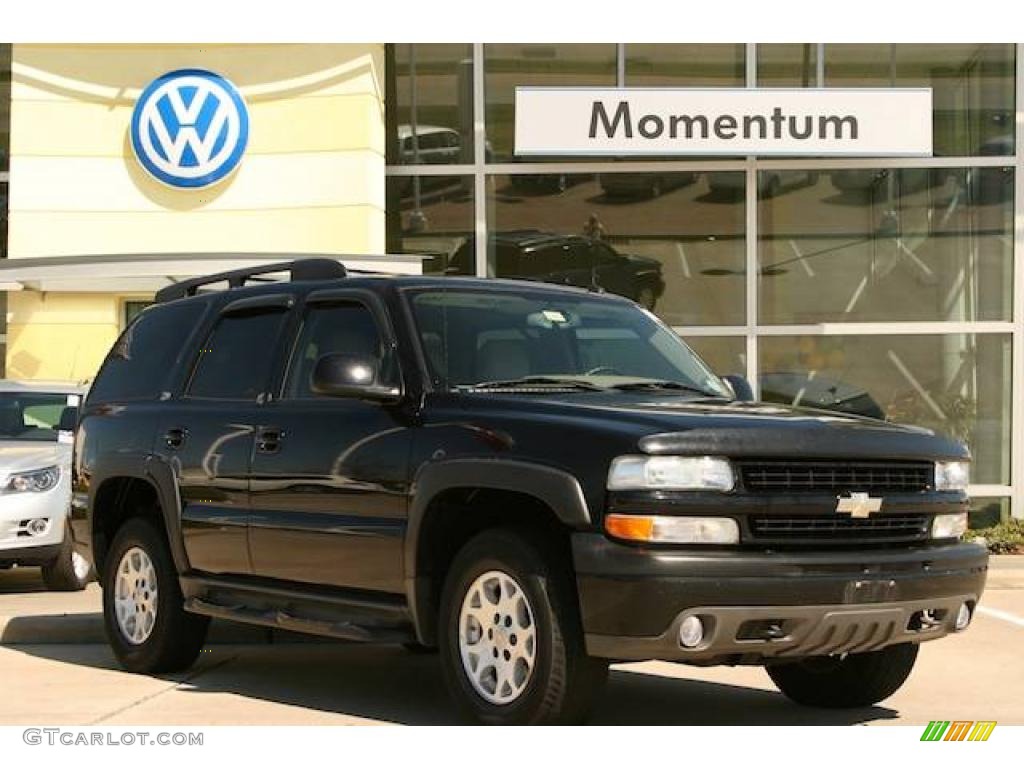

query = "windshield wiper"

[
  {"left": 462, "top": 376, "right": 607, "bottom": 392},
  {"left": 607, "top": 380, "right": 721, "bottom": 397}
]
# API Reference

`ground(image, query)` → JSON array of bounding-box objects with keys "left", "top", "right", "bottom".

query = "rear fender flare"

[{"left": 89, "top": 454, "right": 189, "bottom": 574}]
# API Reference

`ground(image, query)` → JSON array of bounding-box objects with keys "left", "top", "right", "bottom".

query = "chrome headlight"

[
  {"left": 935, "top": 461, "right": 969, "bottom": 492},
  {"left": 608, "top": 456, "right": 735, "bottom": 491},
  {"left": 4, "top": 466, "right": 60, "bottom": 493}
]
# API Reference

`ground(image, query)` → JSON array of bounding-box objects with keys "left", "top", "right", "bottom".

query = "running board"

[{"left": 186, "top": 597, "right": 411, "bottom": 644}]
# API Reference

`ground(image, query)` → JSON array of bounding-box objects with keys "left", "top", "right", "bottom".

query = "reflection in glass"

[
  {"left": 386, "top": 44, "right": 474, "bottom": 166},
  {"left": 0, "top": 182, "right": 7, "bottom": 260},
  {"left": 758, "top": 167, "right": 1013, "bottom": 323},
  {"left": 485, "top": 44, "right": 617, "bottom": 162},
  {"left": 625, "top": 44, "right": 744, "bottom": 86},
  {"left": 969, "top": 497, "right": 1010, "bottom": 529},
  {"left": 759, "top": 334, "right": 1011, "bottom": 485},
  {"left": 683, "top": 336, "right": 747, "bottom": 380},
  {"left": 824, "top": 44, "right": 1015, "bottom": 156},
  {"left": 0, "top": 44, "right": 8, "bottom": 173},
  {"left": 757, "top": 44, "right": 821, "bottom": 87},
  {"left": 485, "top": 172, "right": 745, "bottom": 325},
  {"left": 385, "top": 175, "right": 474, "bottom": 275}
]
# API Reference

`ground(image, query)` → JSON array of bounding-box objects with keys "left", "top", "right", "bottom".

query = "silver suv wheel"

[
  {"left": 114, "top": 546, "right": 158, "bottom": 645},
  {"left": 458, "top": 569, "right": 537, "bottom": 705}
]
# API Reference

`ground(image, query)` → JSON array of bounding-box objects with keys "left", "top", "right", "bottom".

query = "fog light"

[
  {"left": 679, "top": 615, "right": 705, "bottom": 648},
  {"left": 931, "top": 512, "right": 968, "bottom": 540},
  {"left": 26, "top": 518, "right": 49, "bottom": 537},
  {"left": 955, "top": 602, "right": 972, "bottom": 631}
]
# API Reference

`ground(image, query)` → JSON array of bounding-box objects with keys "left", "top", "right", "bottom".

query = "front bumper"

[
  {"left": 0, "top": 485, "right": 70, "bottom": 557},
  {"left": 0, "top": 543, "right": 62, "bottom": 565},
  {"left": 573, "top": 533, "right": 988, "bottom": 663}
]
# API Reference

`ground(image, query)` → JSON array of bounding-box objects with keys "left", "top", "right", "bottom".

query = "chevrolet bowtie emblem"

[{"left": 836, "top": 492, "right": 883, "bottom": 518}]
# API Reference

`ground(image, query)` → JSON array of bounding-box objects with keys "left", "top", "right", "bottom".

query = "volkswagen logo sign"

[{"left": 130, "top": 69, "right": 249, "bottom": 189}]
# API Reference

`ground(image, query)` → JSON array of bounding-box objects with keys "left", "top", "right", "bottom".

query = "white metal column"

[
  {"left": 1013, "top": 43, "right": 1024, "bottom": 518},
  {"left": 744, "top": 43, "right": 759, "bottom": 396},
  {"left": 472, "top": 43, "right": 487, "bottom": 278}
]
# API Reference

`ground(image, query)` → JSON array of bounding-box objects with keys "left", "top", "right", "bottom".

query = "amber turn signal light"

[{"left": 604, "top": 514, "right": 655, "bottom": 542}]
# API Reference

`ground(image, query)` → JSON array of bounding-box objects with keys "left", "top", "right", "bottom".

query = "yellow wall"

[
  {"left": 6, "top": 293, "right": 122, "bottom": 381},
  {"left": 4, "top": 44, "right": 386, "bottom": 380}
]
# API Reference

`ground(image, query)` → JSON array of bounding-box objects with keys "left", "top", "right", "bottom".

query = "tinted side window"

[
  {"left": 286, "top": 302, "right": 391, "bottom": 398},
  {"left": 528, "top": 245, "right": 569, "bottom": 275},
  {"left": 591, "top": 243, "right": 620, "bottom": 265},
  {"left": 187, "top": 310, "right": 289, "bottom": 400},
  {"left": 88, "top": 301, "right": 207, "bottom": 403},
  {"left": 494, "top": 244, "right": 521, "bottom": 275}
]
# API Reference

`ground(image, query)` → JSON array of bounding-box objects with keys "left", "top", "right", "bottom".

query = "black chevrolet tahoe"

[{"left": 71, "top": 258, "right": 988, "bottom": 725}]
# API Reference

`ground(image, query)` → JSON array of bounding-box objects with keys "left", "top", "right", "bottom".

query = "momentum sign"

[{"left": 515, "top": 88, "right": 932, "bottom": 157}]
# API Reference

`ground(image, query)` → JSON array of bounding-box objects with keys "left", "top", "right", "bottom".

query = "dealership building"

[{"left": 0, "top": 43, "right": 1019, "bottom": 523}]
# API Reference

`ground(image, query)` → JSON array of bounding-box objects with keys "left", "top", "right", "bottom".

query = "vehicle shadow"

[
  {"left": 0, "top": 567, "right": 48, "bottom": 594},
  {"left": 9, "top": 642, "right": 898, "bottom": 726}
]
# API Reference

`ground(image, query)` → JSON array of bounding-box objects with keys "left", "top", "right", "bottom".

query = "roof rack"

[{"left": 155, "top": 258, "right": 348, "bottom": 303}]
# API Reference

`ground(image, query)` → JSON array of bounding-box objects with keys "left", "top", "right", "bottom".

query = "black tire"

[
  {"left": 439, "top": 528, "right": 608, "bottom": 725},
  {"left": 102, "top": 517, "right": 209, "bottom": 674},
  {"left": 41, "top": 523, "right": 92, "bottom": 592},
  {"left": 766, "top": 643, "right": 919, "bottom": 708}
]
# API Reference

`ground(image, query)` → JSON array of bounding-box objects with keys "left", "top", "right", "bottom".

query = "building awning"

[{"left": 0, "top": 253, "right": 425, "bottom": 293}]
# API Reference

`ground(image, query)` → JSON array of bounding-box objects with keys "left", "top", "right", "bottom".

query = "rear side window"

[
  {"left": 88, "top": 301, "right": 206, "bottom": 403},
  {"left": 187, "top": 309, "right": 289, "bottom": 401}
]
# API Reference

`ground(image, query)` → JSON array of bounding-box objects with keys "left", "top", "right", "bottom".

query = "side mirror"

[
  {"left": 721, "top": 374, "right": 754, "bottom": 402},
  {"left": 57, "top": 406, "right": 79, "bottom": 432},
  {"left": 310, "top": 354, "right": 401, "bottom": 402}
]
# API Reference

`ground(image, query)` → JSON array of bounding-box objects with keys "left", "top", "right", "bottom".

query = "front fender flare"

[{"left": 404, "top": 458, "right": 591, "bottom": 644}]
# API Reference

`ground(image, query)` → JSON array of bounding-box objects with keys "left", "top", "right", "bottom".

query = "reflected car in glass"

[
  {"left": 598, "top": 171, "right": 699, "bottom": 199},
  {"left": 450, "top": 231, "right": 666, "bottom": 310},
  {"left": 397, "top": 124, "right": 466, "bottom": 165},
  {"left": 710, "top": 170, "right": 817, "bottom": 198},
  {"left": 759, "top": 372, "right": 885, "bottom": 421}
]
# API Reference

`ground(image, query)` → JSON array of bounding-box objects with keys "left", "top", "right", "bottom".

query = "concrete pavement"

[
  {"left": 1, "top": 559, "right": 1023, "bottom": 725},
  {"left": 2, "top": 604, "right": 1023, "bottom": 725}
]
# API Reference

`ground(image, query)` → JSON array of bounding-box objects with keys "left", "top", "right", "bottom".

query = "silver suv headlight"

[
  {"left": 4, "top": 466, "right": 61, "bottom": 493},
  {"left": 607, "top": 456, "right": 735, "bottom": 491},
  {"left": 935, "top": 460, "right": 969, "bottom": 491}
]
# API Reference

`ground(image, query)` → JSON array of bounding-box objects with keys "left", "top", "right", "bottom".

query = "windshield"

[
  {"left": 408, "top": 288, "right": 730, "bottom": 397},
  {"left": 0, "top": 392, "right": 78, "bottom": 442}
]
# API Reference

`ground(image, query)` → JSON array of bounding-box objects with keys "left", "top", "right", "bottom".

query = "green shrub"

[{"left": 969, "top": 519, "right": 1024, "bottom": 555}]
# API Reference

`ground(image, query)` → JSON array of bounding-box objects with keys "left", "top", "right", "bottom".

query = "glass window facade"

[{"left": 386, "top": 43, "right": 1022, "bottom": 517}]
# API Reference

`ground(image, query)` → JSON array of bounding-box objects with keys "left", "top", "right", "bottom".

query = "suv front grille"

[
  {"left": 749, "top": 514, "right": 930, "bottom": 544},
  {"left": 738, "top": 460, "right": 933, "bottom": 494}
]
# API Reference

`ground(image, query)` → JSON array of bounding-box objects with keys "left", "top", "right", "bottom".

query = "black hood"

[{"left": 460, "top": 391, "right": 968, "bottom": 462}]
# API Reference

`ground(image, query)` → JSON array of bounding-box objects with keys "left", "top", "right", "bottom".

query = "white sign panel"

[{"left": 515, "top": 88, "right": 933, "bottom": 157}]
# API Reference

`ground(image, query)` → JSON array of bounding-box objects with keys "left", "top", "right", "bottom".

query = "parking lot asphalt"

[{"left": 2, "top": 561, "right": 1023, "bottom": 726}]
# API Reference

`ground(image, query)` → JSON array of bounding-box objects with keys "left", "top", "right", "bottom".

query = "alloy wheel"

[
  {"left": 114, "top": 546, "right": 158, "bottom": 645},
  {"left": 458, "top": 569, "right": 537, "bottom": 705}
]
